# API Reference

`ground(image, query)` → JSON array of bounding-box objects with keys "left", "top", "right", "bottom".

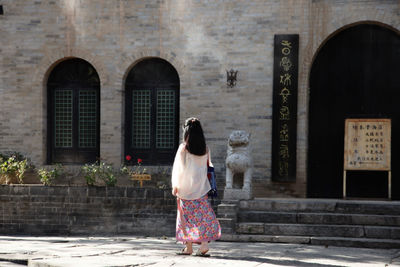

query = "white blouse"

[{"left": 171, "top": 143, "right": 212, "bottom": 200}]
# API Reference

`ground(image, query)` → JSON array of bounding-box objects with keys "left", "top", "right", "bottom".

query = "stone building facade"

[{"left": 0, "top": 0, "right": 399, "bottom": 198}]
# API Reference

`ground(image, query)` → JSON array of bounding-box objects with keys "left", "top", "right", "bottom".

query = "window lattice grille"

[
  {"left": 156, "top": 90, "right": 175, "bottom": 149},
  {"left": 132, "top": 90, "right": 151, "bottom": 148},
  {"left": 79, "top": 90, "right": 97, "bottom": 148},
  {"left": 54, "top": 90, "right": 73, "bottom": 148}
]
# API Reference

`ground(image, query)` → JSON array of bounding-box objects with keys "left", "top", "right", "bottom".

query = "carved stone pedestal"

[{"left": 223, "top": 188, "right": 252, "bottom": 200}]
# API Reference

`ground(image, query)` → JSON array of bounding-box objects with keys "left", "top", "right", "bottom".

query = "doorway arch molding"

[
  {"left": 309, "top": 20, "right": 400, "bottom": 71},
  {"left": 118, "top": 49, "right": 186, "bottom": 91},
  {"left": 34, "top": 47, "right": 108, "bottom": 89},
  {"left": 308, "top": 3, "right": 399, "bottom": 59}
]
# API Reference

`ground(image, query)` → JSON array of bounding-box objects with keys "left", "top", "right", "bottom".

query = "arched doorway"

[
  {"left": 47, "top": 58, "right": 100, "bottom": 164},
  {"left": 308, "top": 23, "right": 400, "bottom": 199},
  {"left": 125, "top": 58, "right": 180, "bottom": 165}
]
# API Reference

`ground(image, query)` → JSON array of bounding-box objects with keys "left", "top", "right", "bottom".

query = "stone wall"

[
  {"left": 0, "top": 0, "right": 398, "bottom": 198},
  {"left": 0, "top": 185, "right": 177, "bottom": 236}
]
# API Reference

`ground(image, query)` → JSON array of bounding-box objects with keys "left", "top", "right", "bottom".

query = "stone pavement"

[{"left": 0, "top": 236, "right": 399, "bottom": 267}]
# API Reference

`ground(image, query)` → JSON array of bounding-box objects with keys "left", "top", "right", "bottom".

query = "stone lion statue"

[{"left": 225, "top": 130, "right": 252, "bottom": 190}]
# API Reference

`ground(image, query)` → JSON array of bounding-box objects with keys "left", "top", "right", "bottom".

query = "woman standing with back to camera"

[{"left": 172, "top": 117, "right": 221, "bottom": 256}]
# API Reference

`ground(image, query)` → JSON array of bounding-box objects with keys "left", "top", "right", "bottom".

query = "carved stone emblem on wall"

[
  {"left": 226, "top": 69, "right": 238, "bottom": 88},
  {"left": 224, "top": 130, "right": 253, "bottom": 200}
]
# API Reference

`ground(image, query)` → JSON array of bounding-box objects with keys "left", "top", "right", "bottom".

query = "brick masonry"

[
  {"left": 0, "top": 0, "right": 398, "bottom": 198},
  {"left": 0, "top": 185, "right": 178, "bottom": 235}
]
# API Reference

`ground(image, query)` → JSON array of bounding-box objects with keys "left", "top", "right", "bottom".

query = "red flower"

[
  {"left": 125, "top": 155, "right": 132, "bottom": 161},
  {"left": 137, "top": 158, "right": 143, "bottom": 164}
]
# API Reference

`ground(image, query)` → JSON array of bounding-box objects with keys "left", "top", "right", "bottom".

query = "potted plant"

[
  {"left": 0, "top": 152, "right": 30, "bottom": 184},
  {"left": 37, "top": 164, "right": 64, "bottom": 186},
  {"left": 81, "top": 161, "right": 117, "bottom": 187},
  {"left": 121, "top": 155, "right": 151, "bottom": 187}
]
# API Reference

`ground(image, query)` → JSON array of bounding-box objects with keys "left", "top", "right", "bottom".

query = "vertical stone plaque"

[{"left": 272, "top": 34, "right": 299, "bottom": 181}]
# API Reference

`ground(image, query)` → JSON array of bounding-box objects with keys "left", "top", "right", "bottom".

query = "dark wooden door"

[
  {"left": 47, "top": 59, "right": 100, "bottom": 164},
  {"left": 308, "top": 24, "right": 400, "bottom": 199},
  {"left": 125, "top": 58, "right": 180, "bottom": 165}
]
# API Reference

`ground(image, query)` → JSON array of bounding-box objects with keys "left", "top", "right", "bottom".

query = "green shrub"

[
  {"left": 37, "top": 164, "right": 64, "bottom": 186},
  {"left": 81, "top": 161, "right": 117, "bottom": 186},
  {"left": 0, "top": 152, "right": 32, "bottom": 184}
]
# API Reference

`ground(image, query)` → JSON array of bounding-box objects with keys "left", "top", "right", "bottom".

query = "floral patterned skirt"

[{"left": 176, "top": 195, "right": 221, "bottom": 243}]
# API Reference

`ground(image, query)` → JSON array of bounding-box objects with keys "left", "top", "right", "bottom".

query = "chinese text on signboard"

[{"left": 344, "top": 119, "right": 391, "bottom": 171}]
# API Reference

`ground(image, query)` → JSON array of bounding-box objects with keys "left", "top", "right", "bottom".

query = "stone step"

[
  {"left": 219, "top": 234, "right": 400, "bottom": 249},
  {"left": 217, "top": 218, "right": 235, "bottom": 234},
  {"left": 217, "top": 203, "right": 238, "bottom": 219},
  {"left": 236, "top": 222, "right": 400, "bottom": 239},
  {"left": 238, "top": 211, "right": 400, "bottom": 226},
  {"left": 239, "top": 198, "right": 400, "bottom": 215}
]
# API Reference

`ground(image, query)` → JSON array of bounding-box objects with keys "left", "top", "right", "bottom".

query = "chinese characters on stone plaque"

[
  {"left": 272, "top": 34, "right": 299, "bottom": 181},
  {"left": 344, "top": 119, "right": 391, "bottom": 171}
]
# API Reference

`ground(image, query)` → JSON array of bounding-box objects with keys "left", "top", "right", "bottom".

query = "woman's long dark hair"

[{"left": 183, "top": 117, "right": 206, "bottom": 156}]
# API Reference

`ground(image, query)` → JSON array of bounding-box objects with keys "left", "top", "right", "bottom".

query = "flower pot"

[{"left": 0, "top": 173, "right": 20, "bottom": 185}]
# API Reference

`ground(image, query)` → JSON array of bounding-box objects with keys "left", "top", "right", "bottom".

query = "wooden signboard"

[
  {"left": 343, "top": 119, "right": 391, "bottom": 198},
  {"left": 131, "top": 174, "right": 151, "bottom": 187}
]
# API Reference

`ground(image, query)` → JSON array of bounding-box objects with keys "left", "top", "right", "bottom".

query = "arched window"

[
  {"left": 47, "top": 58, "right": 100, "bottom": 164},
  {"left": 125, "top": 58, "right": 180, "bottom": 164}
]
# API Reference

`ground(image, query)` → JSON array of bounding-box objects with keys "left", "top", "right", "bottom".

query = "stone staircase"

[{"left": 217, "top": 198, "right": 400, "bottom": 248}]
